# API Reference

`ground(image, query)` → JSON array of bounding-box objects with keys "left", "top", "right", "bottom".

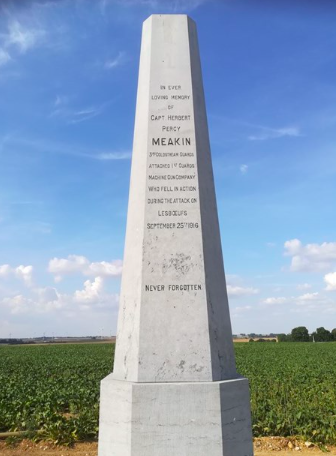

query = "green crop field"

[{"left": 0, "top": 342, "right": 335, "bottom": 445}]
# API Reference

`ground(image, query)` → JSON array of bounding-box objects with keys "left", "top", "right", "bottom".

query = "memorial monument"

[{"left": 98, "top": 14, "right": 254, "bottom": 456}]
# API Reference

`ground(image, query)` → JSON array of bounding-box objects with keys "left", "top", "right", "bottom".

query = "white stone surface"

[
  {"left": 113, "top": 13, "right": 237, "bottom": 384},
  {"left": 98, "top": 376, "right": 253, "bottom": 456}
]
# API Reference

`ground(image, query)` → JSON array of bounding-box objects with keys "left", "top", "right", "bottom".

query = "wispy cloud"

[
  {"left": 227, "top": 285, "right": 259, "bottom": 297},
  {"left": 210, "top": 115, "right": 302, "bottom": 142},
  {"left": 100, "top": 0, "right": 210, "bottom": 15},
  {"left": 0, "top": 15, "right": 47, "bottom": 71},
  {"left": 68, "top": 106, "right": 105, "bottom": 124},
  {"left": 168, "top": 0, "right": 210, "bottom": 12},
  {"left": 226, "top": 275, "right": 259, "bottom": 298},
  {"left": 297, "top": 283, "right": 312, "bottom": 290},
  {"left": 4, "top": 19, "right": 45, "bottom": 53},
  {"left": 53, "top": 95, "right": 107, "bottom": 124},
  {"left": 0, "top": 135, "right": 131, "bottom": 161},
  {"left": 0, "top": 4, "right": 71, "bottom": 74},
  {"left": 240, "top": 164, "right": 248, "bottom": 174},
  {"left": 54, "top": 94, "right": 68, "bottom": 107},
  {"left": 96, "top": 152, "right": 131, "bottom": 160},
  {"left": 0, "top": 48, "right": 11, "bottom": 66},
  {"left": 232, "top": 305, "right": 252, "bottom": 315},
  {"left": 104, "top": 51, "right": 126, "bottom": 70},
  {"left": 248, "top": 126, "right": 301, "bottom": 141},
  {"left": 50, "top": 98, "right": 111, "bottom": 124},
  {"left": 261, "top": 291, "right": 335, "bottom": 316},
  {"left": 6, "top": 200, "right": 43, "bottom": 206}
]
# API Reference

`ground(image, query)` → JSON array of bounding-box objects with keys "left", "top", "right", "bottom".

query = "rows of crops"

[
  {"left": 0, "top": 342, "right": 335, "bottom": 445},
  {"left": 0, "top": 344, "right": 113, "bottom": 444},
  {"left": 235, "top": 343, "right": 336, "bottom": 445}
]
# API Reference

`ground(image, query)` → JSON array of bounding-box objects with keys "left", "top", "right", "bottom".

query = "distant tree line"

[
  {"left": 278, "top": 326, "right": 336, "bottom": 342},
  {"left": 249, "top": 338, "right": 277, "bottom": 343},
  {"left": 0, "top": 338, "right": 36, "bottom": 345}
]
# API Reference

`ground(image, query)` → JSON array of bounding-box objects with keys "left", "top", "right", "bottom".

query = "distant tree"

[
  {"left": 313, "top": 327, "right": 333, "bottom": 342},
  {"left": 332, "top": 328, "right": 336, "bottom": 341},
  {"left": 278, "top": 333, "right": 289, "bottom": 342},
  {"left": 291, "top": 326, "right": 309, "bottom": 342},
  {"left": 249, "top": 338, "right": 255, "bottom": 342}
]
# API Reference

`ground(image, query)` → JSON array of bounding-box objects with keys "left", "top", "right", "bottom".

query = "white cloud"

[
  {"left": 248, "top": 126, "right": 301, "bottom": 141},
  {"left": 48, "top": 255, "right": 122, "bottom": 280},
  {"left": 226, "top": 276, "right": 259, "bottom": 298},
  {"left": 0, "top": 48, "right": 11, "bottom": 66},
  {"left": 262, "top": 293, "right": 320, "bottom": 307},
  {"left": 297, "top": 283, "right": 312, "bottom": 290},
  {"left": 2, "top": 288, "right": 62, "bottom": 314},
  {"left": 15, "top": 265, "right": 34, "bottom": 287},
  {"left": 49, "top": 255, "right": 87, "bottom": 275},
  {"left": 284, "top": 239, "right": 336, "bottom": 272},
  {"left": 240, "top": 164, "right": 248, "bottom": 174},
  {"left": 227, "top": 285, "right": 259, "bottom": 297},
  {"left": 5, "top": 20, "right": 45, "bottom": 54},
  {"left": 74, "top": 277, "right": 104, "bottom": 303},
  {"left": 291, "top": 292, "right": 336, "bottom": 314},
  {"left": 36, "top": 286, "right": 59, "bottom": 303},
  {"left": 2, "top": 294, "right": 33, "bottom": 314},
  {"left": 324, "top": 272, "right": 336, "bottom": 291},
  {"left": 296, "top": 292, "right": 319, "bottom": 303},
  {"left": 0, "top": 264, "right": 11, "bottom": 276},
  {"left": 261, "top": 292, "right": 335, "bottom": 316},
  {"left": 262, "top": 297, "right": 288, "bottom": 305},
  {"left": 1, "top": 276, "right": 119, "bottom": 315},
  {"left": 76, "top": 277, "right": 119, "bottom": 311},
  {"left": 0, "top": 264, "right": 33, "bottom": 287}
]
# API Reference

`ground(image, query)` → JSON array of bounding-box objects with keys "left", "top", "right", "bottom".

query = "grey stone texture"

[
  {"left": 113, "top": 13, "right": 236, "bottom": 385},
  {"left": 98, "top": 14, "right": 254, "bottom": 456},
  {"left": 99, "top": 377, "right": 253, "bottom": 456}
]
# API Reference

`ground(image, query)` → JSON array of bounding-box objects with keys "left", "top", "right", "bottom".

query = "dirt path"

[{"left": 1, "top": 438, "right": 336, "bottom": 456}]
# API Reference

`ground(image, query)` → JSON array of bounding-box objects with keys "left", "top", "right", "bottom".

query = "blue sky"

[{"left": 0, "top": 0, "right": 336, "bottom": 338}]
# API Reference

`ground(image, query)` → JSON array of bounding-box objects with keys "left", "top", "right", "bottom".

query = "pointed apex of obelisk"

[{"left": 144, "top": 14, "right": 195, "bottom": 24}]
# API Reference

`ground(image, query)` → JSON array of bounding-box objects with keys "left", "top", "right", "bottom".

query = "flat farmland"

[{"left": 0, "top": 342, "right": 335, "bottom": 446}]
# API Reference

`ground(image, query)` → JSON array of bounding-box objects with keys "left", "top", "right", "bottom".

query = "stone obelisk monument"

[{"left": 98, "top": 14, "right": 253, "bottom": 456}]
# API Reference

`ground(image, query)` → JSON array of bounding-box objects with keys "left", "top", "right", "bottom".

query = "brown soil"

[
  {"left": 0, "top": 438, "right": 335, "bottom": 456},
  {"left": 254, "top": 437, "right": 336, "bottom": 454}
]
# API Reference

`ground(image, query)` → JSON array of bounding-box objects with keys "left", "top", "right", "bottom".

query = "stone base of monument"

[{"left": 98, "top": 375, "right": 254, "bottom": 456}]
